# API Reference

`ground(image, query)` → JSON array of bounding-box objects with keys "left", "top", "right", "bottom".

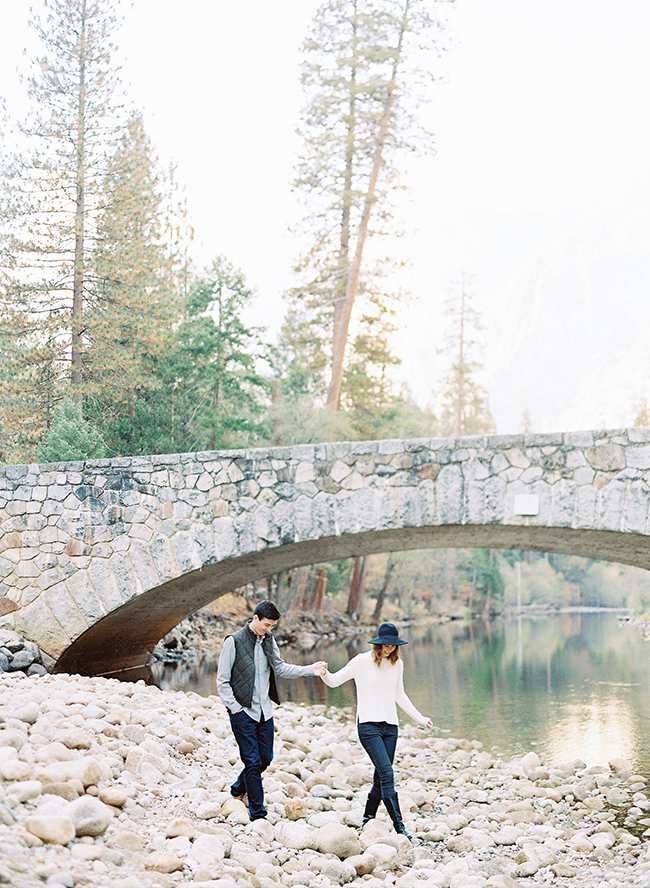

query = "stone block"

[
  {"left": 483, "top": 477, "right": 506, "bottom": 524},
  {"left": 573, "top": 466, "right": 595, "bottom": 486},
  {"left": 462, "top": 458, "right": 490, "bottom": 482},
  {"left": 334, "top": 492, "right": 358, "bottom": 536},
  {"left": 170, "top": 532, "right": 202, "bottom": 575},
  {"left": 87, "top": 558, "right": 127, "bottom": 612},
  {"left": 598, "top": 481, "right": 626, "bottom": 531},
  {"left": 550, "top": 479, "right": 577, "bottom": 527},
  {"left": 622, "top": 482, "right": 650, "bottom": 534},
  {"left": 437, "top": 465, "right": 464, "bottom": 525},
  {"left": 628, "top": 427, "right": 650, "bottom": 443},
  {"left": 214, "top": 517, "right": 238, "bottom": 559},
  {"left": 66, "top": 571, "right": 106, "bottom": 624},
  {"left": 576, "top": 486, "right": 597, "bottom": 528},
  {"left": 585, "top": 443, "right": 625, "bottom": 471},
  {"left": 191, "top": 524, "right": 218, "bottom": 566},
  {"left": 40, "top": 582, "right": 90, "bottom": 640},
  {"left": 626, "top": 444, "right": 650, "bottom": 470},
  {"left": 313, "top": 493, "right": 337, "bottom": 538},
  {"left": 272, "top": 500, "right": 297, "bottom": 546},
  {"left": 13, "top": 596, "right": 72, "bottom": 660},
  {"left": 109, "top": 551, "right": 143, "bottom": 600},
  {"left": 397, "top": 487, "right": 422, "bottom": 528},
  {"left": 465, "top": 480, "right": 485, "bottom": 523},
  {"left": 505, "top": 448, "right": 530, "bottom": 469}
]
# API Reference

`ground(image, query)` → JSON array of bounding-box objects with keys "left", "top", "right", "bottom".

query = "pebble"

[{"left": 0, "top": 672, "right": 647, "bottom": 888}]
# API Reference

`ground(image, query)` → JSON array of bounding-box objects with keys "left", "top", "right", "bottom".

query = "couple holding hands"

[{"left": 217, "top": 599, "right": 432, "bottom": 838}]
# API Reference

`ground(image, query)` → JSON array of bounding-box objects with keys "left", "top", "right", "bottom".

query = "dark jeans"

[
  {"left": 358, "top": 720, "right": 398, "bottom": 801},
  {"left": 229, "top": 710, "right": 274, "bottom": 818}
]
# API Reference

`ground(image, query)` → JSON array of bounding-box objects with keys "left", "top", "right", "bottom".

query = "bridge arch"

[{"left": 1, "top": 428, "right": 649, "bottom": 676}]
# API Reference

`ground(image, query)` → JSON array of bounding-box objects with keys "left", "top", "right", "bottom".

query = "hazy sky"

[{"left": 2, "top": 0, "right": 650, "bottom": 435}]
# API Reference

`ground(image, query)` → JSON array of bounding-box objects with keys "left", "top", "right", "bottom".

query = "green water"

[{"left": 154, "top": 611, "right": 650, "bottom": 775}]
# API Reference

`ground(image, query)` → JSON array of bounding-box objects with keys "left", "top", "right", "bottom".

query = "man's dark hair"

[{"left": 254, "top": 600, "right": 281, "bottom": 621}]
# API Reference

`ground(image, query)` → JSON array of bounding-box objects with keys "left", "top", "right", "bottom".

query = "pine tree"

[
  {"left": 286, "top": 0, "right": 451, "bottom": 413},
  {"left": 171, "top": 257, "right": 270, "bottom": 452},
  {"left": 634, "top": 398, "right": 650, "bottom": 427},
  {"left": 84, "top": 113, "right": 178, "bottom": 440},
  {"left": 39, "top": 398, "right": 105, "bottom": 462},
  {"left": 439, "top": 277, "right": 493, "bottom": 437},
  {"left": 0, "top": 0, "right": 122, "bottom": 436}
]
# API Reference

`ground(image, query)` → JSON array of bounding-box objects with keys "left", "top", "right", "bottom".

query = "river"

[{"left": 153, "top": 610, "right": 650, "bottom": 776}]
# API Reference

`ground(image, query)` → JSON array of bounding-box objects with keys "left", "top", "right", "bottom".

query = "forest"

[{"left": 1, "top": 0, "right": 644, "bottom": 618}]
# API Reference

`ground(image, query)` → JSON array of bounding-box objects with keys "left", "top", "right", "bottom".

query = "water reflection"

[{"left": 153, "top": 612, "right": 650, "bottom": 776}]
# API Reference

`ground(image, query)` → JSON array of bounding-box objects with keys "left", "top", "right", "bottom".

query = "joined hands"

[{"left": 312, "top": 661, "right": 328, "bottom": 677}]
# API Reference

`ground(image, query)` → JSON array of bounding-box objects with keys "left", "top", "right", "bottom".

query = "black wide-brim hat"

[{"left": 368, "top": 622, "right": 408, "bottom": 646}]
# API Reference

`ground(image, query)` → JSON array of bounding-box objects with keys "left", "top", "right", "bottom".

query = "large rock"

[
  {"left": 24, "top": 815, "right": 75, "bottom": 845},
  {"left": 41, "top": 757, "right": 103, "bottom": 788},
  {"left": 144, "top": 851, "right": 184, "bottom": 873},
  {"left": 66, "top": 795, "right": 114, "bottom": 836},
  {"left": 274, "top": 820, "right": 318, "bottom": 851},
  {"left": 320, "top": 858, "right": 357, "bottom": 884},
  {"left": 365, "top": 842, "right": 399, "bottom": 866},
  {"left": 313, "top": 823, "right": 361, "bottom": 859}
]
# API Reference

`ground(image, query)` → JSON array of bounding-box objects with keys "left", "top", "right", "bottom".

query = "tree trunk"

[
  {"left": 346, "top": 555, "right": 368, "bottom": 616},
  {"left": 373, "top": 555, "right": 397, "bottom": 622},
  {"left": 286, "top": 566, "right": 310, "bottom": 614},
  {"left": 71, "top": 0, "right": 88, "bottom": 408},
  {"left": 311, "top": 567, "right": 327, "bottom": 614},
  {"left": 326, "top": 2, "right": 411, "bottom": 411}
]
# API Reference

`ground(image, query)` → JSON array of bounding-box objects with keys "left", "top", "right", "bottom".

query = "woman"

[{"left": 321, "top": 622, "right": 432, "bottom": 838}]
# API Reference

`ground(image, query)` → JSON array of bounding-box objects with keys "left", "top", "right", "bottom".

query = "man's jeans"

[
  {"left": 357, "top": 721, "right": 398, "bottom": 801},
  {"left": 229, "top": 709, "right": 274, "bottom": 818}
]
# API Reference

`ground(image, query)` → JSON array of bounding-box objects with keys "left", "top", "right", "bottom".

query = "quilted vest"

[{"left": 229, "top": 625, "right": 281, "bottom": 709}]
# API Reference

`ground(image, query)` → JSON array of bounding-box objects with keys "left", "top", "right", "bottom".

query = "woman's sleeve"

[
  {"left": 395, "top": 660, "right": 429, "bottom": 725},
  {"left": 321, "top": 656, "right": 359, "bottom": 688}
]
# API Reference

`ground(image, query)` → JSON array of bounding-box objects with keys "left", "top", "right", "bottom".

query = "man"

[{"left": 217, "top": 599, "right": 327, "bottom": 820}]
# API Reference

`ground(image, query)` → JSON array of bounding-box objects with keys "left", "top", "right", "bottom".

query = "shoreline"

[{"left": 0, "top": 671, "right": 649, "bottom": 888}]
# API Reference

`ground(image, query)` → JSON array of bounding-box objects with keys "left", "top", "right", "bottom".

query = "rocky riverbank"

[{"left": 0, "top": 671, "right": 649, "bottom": 888}]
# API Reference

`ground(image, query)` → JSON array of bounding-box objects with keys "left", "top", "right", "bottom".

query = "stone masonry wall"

[{"left": 2, "top": 428, "right": 650, "bottom": 662}]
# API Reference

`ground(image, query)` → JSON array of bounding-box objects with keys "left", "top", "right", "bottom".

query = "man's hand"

[{"left": 312, "top": 661, "right": 328, "bottom": 676}]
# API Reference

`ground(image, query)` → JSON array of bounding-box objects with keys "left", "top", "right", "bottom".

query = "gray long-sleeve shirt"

[{"left": 217, "top": 630, "right": 315, "bottom": 721}]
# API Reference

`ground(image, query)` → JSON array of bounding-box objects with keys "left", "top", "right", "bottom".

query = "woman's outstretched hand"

[
  {"left": 425, "top": 718, "right": 433, "bottom": 730},
  {"left": 313, "top": 661, "right": 328, "bottom": 677}
]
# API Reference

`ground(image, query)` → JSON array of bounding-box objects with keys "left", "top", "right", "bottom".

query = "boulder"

[
  {"left": 41, "top": 757, "right": 103, "bottom": 788},
  {"left": 24, "top": 815, "right": 75, "bottom": 845},
  {"left": 98, "top": 786, "right": 127, "bottom": 807},
  {"left": 66, "top": 796, "right": 114, "bottom": 837},
  {"left": 144, "top": 851, "right": 184, "bottom": 873},
  {"left": 165, "top": 817, "right": 195, "bottom": 839},
  {"left": 365, "top": 842, "right": 399, "bottom": 866},
  {"left": 274, "top": 820, "right": 318, "bottom": 851},
  {"left": 313, "top": 822, "right": 361, "bottom": 859},
  {"left": 346, "top": 853, "right": 376, "bottom": 875}
]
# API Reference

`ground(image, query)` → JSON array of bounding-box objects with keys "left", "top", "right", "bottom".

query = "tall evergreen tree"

[
  {"left": 0, "top": 0, "right": 122, "bottom": 434},
  {"left": 439, "top": 277, "right": 493, "bottom": 437},
  {"left": 286, "top": 0, "right": 451, "bottom": 413},
  {"left": 170, "top": 257, "right": 270, "bottom": 452},
  {"left": 85, "top": 113, "right": 178, "bottom": 433}
]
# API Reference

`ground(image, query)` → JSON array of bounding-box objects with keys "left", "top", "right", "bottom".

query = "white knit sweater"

[{"left": 322, "top": 651, "right": 428, "bottom": 726}]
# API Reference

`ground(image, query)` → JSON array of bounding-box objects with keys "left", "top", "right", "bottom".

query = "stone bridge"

[{"left": 2, "top": 428, "right": 650, "bottom": 677}]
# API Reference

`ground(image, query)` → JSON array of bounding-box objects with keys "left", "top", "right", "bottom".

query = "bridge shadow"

[{"left": 54, "top": 523, "right": 650, "bottom": 677}]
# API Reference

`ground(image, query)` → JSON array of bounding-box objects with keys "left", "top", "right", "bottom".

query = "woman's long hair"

[{"left": 371, "top": 643, "right": 400, "bottom": 666}]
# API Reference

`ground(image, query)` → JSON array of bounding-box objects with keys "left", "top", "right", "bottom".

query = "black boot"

[
  {"left": 362, "top": 793, "right": 381, "bottom": 827},
  {"left": 383, "top": 793, "right": 412, "bottom": 839}
]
